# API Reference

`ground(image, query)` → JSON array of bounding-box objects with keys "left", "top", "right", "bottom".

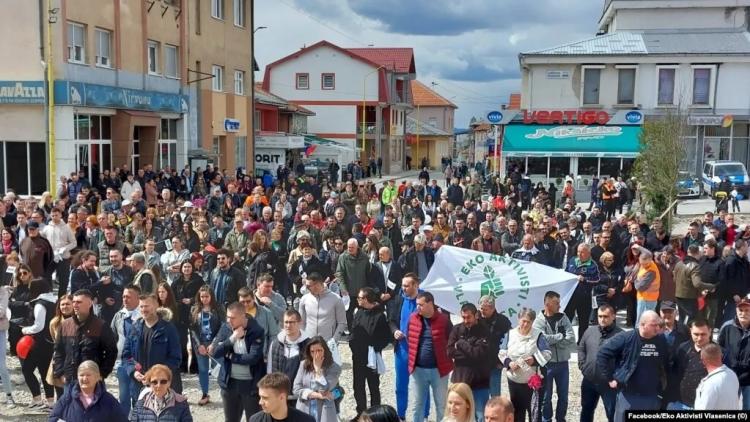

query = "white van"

[{"left": 702, "top": 160, "right": 750, "bottom": 196}]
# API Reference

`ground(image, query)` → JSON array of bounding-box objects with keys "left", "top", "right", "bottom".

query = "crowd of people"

[{"left": 0, "top": 160, "right": 747, "bottom": 422}]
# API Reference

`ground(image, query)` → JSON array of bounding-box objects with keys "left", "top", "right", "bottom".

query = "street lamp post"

[
  {"left": 250, "top": 25, "right": 266, "bottom": 177},
  {"left": 362, "top": 65, "right": 385, "bottom": 161},
  {"left": 47, "top": 4, "right": 58, "bottom": 197}
]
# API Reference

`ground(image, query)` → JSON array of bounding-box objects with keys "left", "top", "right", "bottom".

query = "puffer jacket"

[
  {"left": 446, "top": 321, "right": 491, "bottom": 389},
  {"left": 407, "top": 310, "right": 453, "bottom": 377},
  {"left": 532, "top": 310, "right": 576, "bottom": 363},
  {"left": 718, "top": 318, "right": 750, "bottom": 386},
  {"left": 53, "top": 313, "right": 118, "bottom": 382},
  {"left": 122, "top": 308, "right": 182, "bottom": 378},
  {"left": 48, "top": 381, "right": 126, "bottom": 422}
]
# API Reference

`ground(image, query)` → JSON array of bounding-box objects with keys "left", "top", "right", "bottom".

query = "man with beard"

[
  {"left": 645, "top": 219, "right": 670, "bottom": 252},
  {"left": 501, "top": 220, "right": 522, "bottom": 256},
  {"left": 554, "top": 224, "right": 579, "bottom": 270},
  {"left": 382, "top": 214, "right": 403, "bottom": 261},
  {"left": 446, "top": 217, "right": 472, "bottom": 250}
]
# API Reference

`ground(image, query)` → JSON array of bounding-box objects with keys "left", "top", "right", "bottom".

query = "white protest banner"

[{"left": 421, "top": 246, "right": 578, "bottom": 318}]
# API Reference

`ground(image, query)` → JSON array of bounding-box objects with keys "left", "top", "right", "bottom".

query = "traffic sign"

[{"left": 487, "top": 111, "right": 503, "bottom": 124}]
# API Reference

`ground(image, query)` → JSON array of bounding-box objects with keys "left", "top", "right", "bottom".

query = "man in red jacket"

[{"left": 407, "top": 291, "right": 453, "bottom": 422}]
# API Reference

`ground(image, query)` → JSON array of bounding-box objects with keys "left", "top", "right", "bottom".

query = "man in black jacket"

[
  {"left": 720, "top": 239, "right": 750, "bottom": 327},
  {"left": 375, "top": 246, "right": 403, "bottom": 302},
  {"left": 447, "top": 303, "right": 491, "bottom": 422},
  {"left": 718, "top": 296, "right": 750, "bottom": 409},
  {"left": 666, "top": 319, "right": 712, "bottom": 410},
  {"left": 478, "top": 295, "right": 512, "bottom": 398},
  {"left": 209, "top": 249, "right": 246, "bottom": 308},
  {"left": 252, "top": 373, "right": 315, "bottom": 422},
  {"left": 578, "top": 304, "right": 622, "bottom": 422},
  {"left": 53, "top": 289, "right": 117, "bottom": 387}
]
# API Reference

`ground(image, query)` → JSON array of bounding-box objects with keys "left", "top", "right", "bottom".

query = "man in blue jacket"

[
  {"left": 122, "top": 294, "right": 182, "bottom": 393},
  {"left": 211, "top": 301, "right": 266, "bottom": 422},
  {"left": 597, "top": 310, "right": 670, "bottom": 422}
]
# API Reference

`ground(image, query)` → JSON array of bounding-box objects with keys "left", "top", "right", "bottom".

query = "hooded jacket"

[
  {"left": 298, "top": 288, "right": 346, "bottom": 342},
  {"left": 267, "top": 330, "right": 310, "bottom": 395},
  {"left": 533, "top": 310, "right": 576, "bottom": 363},
  {"left": 718, "top": 318, "right": 750, "bottom": 386}
]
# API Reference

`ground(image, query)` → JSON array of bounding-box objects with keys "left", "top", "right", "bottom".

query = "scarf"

[
  {"left": 1, "top": 238, "right": 11, "bottom": 255},
  {"left": 143, "top": 390, "right": 175, "bottom": 417}
]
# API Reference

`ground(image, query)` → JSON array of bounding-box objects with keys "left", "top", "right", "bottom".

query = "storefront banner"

[
  {"left": 256, "top": 135, "right": 305, "bottom": 149},
  {"left": 421, "top": 246, "right": 578, "bottom": 317},
  {"left": 0, "top": 81, "right": 45, "bottom": 104},
  {"left": 255, "top": 148, "right": 286, "bottom": 173},
  {"left": 54, "top": 80, "right": 188, "bottom": 113},
  {"left": 503, "top": 124, "right": 641, "bottom": 155}
]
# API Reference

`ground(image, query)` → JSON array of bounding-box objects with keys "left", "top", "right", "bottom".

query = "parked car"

[
  {"left": 702, "top": 160, "right": 750, "bottom": 196},
  {"left": 676, "top": 171, "right": 702, "bottom": 199},
  {"left": 304, "top": 159, "right": 331, "bottom": 180}
]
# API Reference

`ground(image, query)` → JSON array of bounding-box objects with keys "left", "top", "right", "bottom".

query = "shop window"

[
  {"left": 657, "top": 67, "right": 676, "bottom": 105},
  {"left": 617, "top": 68, "right": 635, "bottom": 105},
  {"left": 1, "top": 142, "right": 46, "bottom": 195},
  {"left": 681, "top": 136, "right": 699, "bottom": 174},
  {"left": 235, "top": 136, "right": 247, "bottom": 168},
  {"left": 159, "top": 141, "right": 177, "bottom": 171},
  {"left": 600, "top": 158, "right": 621, "bottom": 179},
  {"left": 527, "top": 157, "right": 547, "bottom": 176},
  {"left": 578, "top": 157, "right": 599, "bottom": 186},
  {"left": 582, "top": 67, "right": 601, "bottom": 105},
  {"left": 160, "top": 119, "right": 178, "bottom": 140},
  {"left": 621, "top": 159, "right": 635, "bottom": 179},
  {"left": 549, "top": 157, "right": 570, "bottom": 180}
]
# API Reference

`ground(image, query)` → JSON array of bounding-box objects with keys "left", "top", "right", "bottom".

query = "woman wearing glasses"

[
  {"left": 49, "top": 360, "right": 126, "bottom": 421},
  {"left": 8, "top": 264, "right": 33, "bottom": 356},
  {"left": 131, "top": 363, "right": 193, "bottom": 421}
]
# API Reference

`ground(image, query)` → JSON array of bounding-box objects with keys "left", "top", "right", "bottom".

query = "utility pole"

[{"left": 47, "top": 3, "right": 58, "bottom": 197}]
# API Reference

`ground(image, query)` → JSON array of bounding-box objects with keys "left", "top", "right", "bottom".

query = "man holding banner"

[{"left": 563, "top": 244, "right": 600, "bottom": 342}]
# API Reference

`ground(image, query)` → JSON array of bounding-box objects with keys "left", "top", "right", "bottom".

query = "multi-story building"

[
  {"left": 511, "top": 0, "right": 750, "bottom": 186},
  {"left": 0, "top": 0, "right": 255, "bottom": 195},
  {"left": 262, "top": 40, "right": 416, "bottom": 175},
  {"left": 405, "top": 80, "right": 456, "bottom": 170}
]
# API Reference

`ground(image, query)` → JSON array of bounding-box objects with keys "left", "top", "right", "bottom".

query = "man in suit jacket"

[{"left": 375, "top": 246, "right": 403, "bottom": 303}]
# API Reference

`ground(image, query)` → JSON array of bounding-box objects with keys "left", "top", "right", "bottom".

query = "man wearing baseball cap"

[{"left": 718, "top": 295, "right": 750, "bottom": 409}]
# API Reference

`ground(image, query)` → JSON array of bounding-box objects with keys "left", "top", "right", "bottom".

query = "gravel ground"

[{"left": 0, "top": 330, "right": 609, "bottom": 422}]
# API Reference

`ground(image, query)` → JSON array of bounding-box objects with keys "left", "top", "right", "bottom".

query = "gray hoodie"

[
  {"left": 532, "top": 309, "right": 576, "bottom": 363},
  {"left": 298, "top": 288, "right": 346, "bottom": 342}
]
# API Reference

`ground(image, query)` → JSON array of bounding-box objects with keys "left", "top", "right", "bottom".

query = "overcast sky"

[{"left": 254, "top": 0, "right": 605, "bottom": 129}]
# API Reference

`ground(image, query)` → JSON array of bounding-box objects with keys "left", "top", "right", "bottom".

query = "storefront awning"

[
  {"left": 303, "top": 135, "right": 352, "bottom": 152},
  {"left": 502, "top": 125, "right": 641, "bottom": 158}
]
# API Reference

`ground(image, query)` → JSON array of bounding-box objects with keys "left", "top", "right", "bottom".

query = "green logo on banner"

[{"left": 480, "top": 265, "right": 504, "bottom": 298}]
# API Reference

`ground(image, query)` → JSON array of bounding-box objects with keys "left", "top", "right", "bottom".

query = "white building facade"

[{"left": 516, "top": 0, "right": 750, "bottom": 184}]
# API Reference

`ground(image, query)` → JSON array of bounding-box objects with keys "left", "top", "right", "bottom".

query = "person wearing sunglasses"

[
  {"left": 131, "top": 363, "right": 192, "bottom": 421},
  {"left": 49, "top": 360, "right": 126, "bottom": 422}
]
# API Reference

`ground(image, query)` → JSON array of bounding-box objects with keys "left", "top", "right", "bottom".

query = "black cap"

[
  {"left": 28, "top": 221, "right": 40, "bottom": 229},
  {"left": 660, "top": 300, "right": 676, "bottom": 311}
]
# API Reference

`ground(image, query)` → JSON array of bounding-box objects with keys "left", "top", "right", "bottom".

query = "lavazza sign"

[{"left": 522, "top": 110, "right": 611, "bottom": 125}]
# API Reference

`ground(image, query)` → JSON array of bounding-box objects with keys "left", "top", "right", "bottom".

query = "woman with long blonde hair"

[{"left": 442, "top": 383, "right": 476, "bottom": 422}]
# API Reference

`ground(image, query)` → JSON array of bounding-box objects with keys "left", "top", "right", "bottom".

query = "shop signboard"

[
  {"left": 0, "top": 81, "right": 45, "bottom": 104},
  {"left": 522, "top": 110, "right": 611, "bottom": 125},
  {"left": 255, "top": 135, "right": 305, "bottom": 149},
  {"left": 254, "top": 148, "right": 286, "bottom": 173},
  {"left": 224, "top": 118, "right": 240, "bottom": 132},
  {"left": 687, "top": 115, "right": 733, "bottom": 127},
  {"left": 54, "top": 80, "right": 188, "bottom": 113},
  {"left": 487, "top": 111, "right": 503, "bottom": 124},
  {"left": 503, "top": 124, "right": 641, "bottom": 155}
]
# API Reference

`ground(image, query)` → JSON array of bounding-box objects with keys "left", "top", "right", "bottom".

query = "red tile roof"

[
  {"left": 410, "top": 80, "right": 457, "bottom": 108},
  {"left": 347, "top": 48, "right": 416, "bottom": 74}
]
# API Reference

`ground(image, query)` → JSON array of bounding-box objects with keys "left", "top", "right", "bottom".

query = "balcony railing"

[{"left": 356, "top": 121, "right": 385, "bottom": 135}]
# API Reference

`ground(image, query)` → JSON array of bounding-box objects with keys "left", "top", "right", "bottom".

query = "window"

[
  {"left": 296, "top": 73, "right": 309, "bottom": 90},
  {"left": 657, "top": 67, "right": 676, "bottom": 105},
  {"left": 164, "top": 45, "right": 178, "bottom": 78},
  {"left": 428, "top": 117, "right": 438, "bottom": 127},
  {"left": 211, "top": 0, "right": 224, "bottom": 19},
  {"left": 212, "top": 65, "right": 224, "bottom": 92},
  {"left": 147, "top": 40, "right": 159, "bottom": 74},
  {"left": 67, "top": 22, "right": 86, "bottom": 63},
  {"left": 617, "top": 67, "right": 636, "bottom": 105},
  {"left": 235, "top": 136, "right": 247, "bottom": 168},
  {"left": 233, "top": 0, "right": 245, "bottom": 27},
  {"left": 582, "top": 66, "right": 602, "bottom": 105},
  {"left": 95, "top": 29, "right": 111, "bottom": 67},
  {"left": 692, "top": 67, "right": 713, "bottom": 106},
  {"left": 321, "top": 73, "right": 335, "bottom": 90},
  {"left": 546, "top": 70, "right": 570, "bottom": 79},
  {"left": 234, "top": 70, "right": 245, "bottom": 95}
]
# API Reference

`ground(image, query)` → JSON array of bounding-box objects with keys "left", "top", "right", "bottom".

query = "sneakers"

[
  {"left": 198, "top": 394, "right": 210, "bottom": 406},
  {"left": 28, "top": 400, "right": 50, "bottom": 412}
]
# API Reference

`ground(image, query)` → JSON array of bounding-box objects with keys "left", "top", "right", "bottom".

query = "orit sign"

[{"left": 522, "top": 110, "right": 611, "bottom": 125}]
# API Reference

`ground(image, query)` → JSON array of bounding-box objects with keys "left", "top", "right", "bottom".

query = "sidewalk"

[{"left": 363, "top": 169, "right": 421, "bottom": 188}]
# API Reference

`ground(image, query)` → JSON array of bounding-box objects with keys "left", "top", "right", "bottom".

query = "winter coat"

[
  {"left": 721, "top": 252, "right": 750, "bottom": 301},
  {"left": 130, "top": 390, "right": 193, "bottom": 422},
  {"left": 208, "top": 266, "right": 246, "bottom": 307},
  {"left": 349, "top": 305, "right": 391, "bottom": 356},
  {"left": 532, "top": 311, "right": 576, "bottom": 363},
  {"left": 48, "top": 381, "right": 126, "bottom": 422},
  {"left": 407, "top": 310, "right": 453, "bottom": 377},
  {"left": 447, "top": 321, "right": 491, "bottom": 389},
  {"left": 335, "top": 250, "right": 371, "bottom": 294},
  {"left": 399, "top": 247, "right": 435, "bottom": 277},
  {"left": 578, "top": 323, "right": 623, "bottom": 385},
  {"left": 293, "top": 361, "right": 341, "bottom": 422},
  {"left": 472, "top": 236, "right": 502, "bottom": 255},
  {"left": 674, "top": 256, "right": 711, "bottom": 299},
  {"left": 53, "top": 313, "right": 118, "bottom": 382},
  {"left": 210, "top": 316, "right": 266, "bottom": 391},
  {"left": 718, "top": 318, "right": 750, "bottom": 386}
]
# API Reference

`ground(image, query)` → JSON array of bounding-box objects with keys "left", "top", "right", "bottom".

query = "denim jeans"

[
  {"left": 636, "top": 300, "right": 657, "bottom": 324},
  {"left": 395, "top": 345, "right": 429, "bottom": 419},
  {"left": 580, "top": 378, "right": 616, "bottom": 422},
  {"left": 542, "top": 361, "right": 569, "bottom": 422},
  {"left": 117, "top": 365, "right": 141, "bottom": 417},
  {"left": 742, "top": 385, "right": 750, "bottom": 410},
  {"left": 194, "top": 351, "right": 214, "bottom": 395},
  {"left": 614, "top": 391, "right": 660, "bottom": 422},
  {"left": 408, "top": 366, "right": 448, "bottom": 422},
  {"left": 0, "top": 330, "right": 11, "bottom": 395},
  {"left": 489, "top": 367, "right": 502, "bottom": 397},
  {"left": 473, "top": 388, "right": 490, "bottom": 422}
]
